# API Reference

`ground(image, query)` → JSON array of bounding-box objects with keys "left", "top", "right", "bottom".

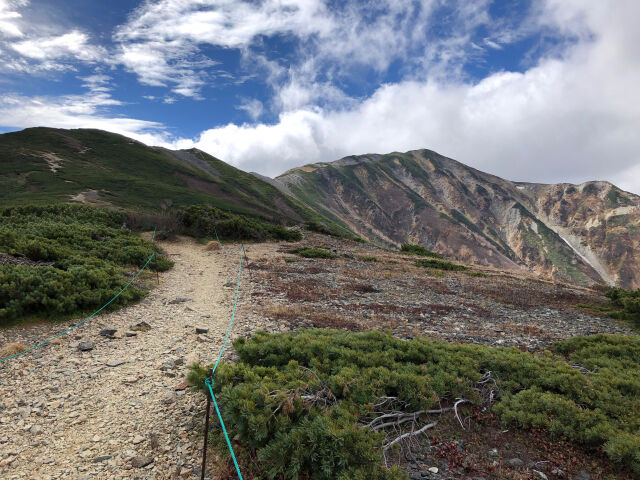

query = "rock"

[
  {"left": 168, "top": 297, "right": 191, "bottom": 304},
  {"left": 125, "top": 331, "right": 137, "bottom": 337},
  {"left": 131, "top": 321, "right": 151, "bottom": 332},
  {"left": 99, "top": 328, "right": 117, "bottom": 337},
  {"left": 159, "top": 360, "right": 175, "bottom": 371},
  {"left": 342, "top": 252, "right": 355, "bottom": 259},
  {"left": 77, "top": 341, "right": 94, "bottom": 352},
  {"left": 410, "top": 473, "right": 422, "bottom": 480},
  {"left": 428, "top": 467, "right": 438, "bottom": 473},
  {"left": 195, "top": 327, "right": 209, "bottom": 334},
  {"left": 30, "top": 425, "right": 43, "bottom": 435},
  {"left": 196, "top": 335, "right": 208, "bottom": 343},
  {"left": 131, "top": 455, "right": 153, "bottom": 468},
  {"left": 106, "top": 360, "right": 125, "bottom": 367},
  {"left": 507, "top": 458, "right": 524, "bottom": 468},
  {"left": 132, "top": 435, "right": 145, "bottom": 445},
  {"left": 572, "top": 470, "right": 593, "bottom": 480},
  {"left": 93, "top": 455, "right": 112, "bottom": 463},
  {"left": 533, "top": 470, "right": 549, "bottom": 480},
  {"left": 175, "top": 380, "right": 189, "bottom": 391}
]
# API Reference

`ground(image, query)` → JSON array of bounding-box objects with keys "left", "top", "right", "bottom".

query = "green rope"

[
  {"left": 0, "top": 228, "right": 158, "bottom": 364},
  {"left": 202, "top": 244, "right": 246, "bottom": 480},
  {"left": 213, "top": 223, "right": 222, "bottom": 247},
  {"left": 205, "top": 377, "right": 244, "bottom": 480},
  {"left": 211, "top": 244, "right": 243, "bottom": 375}
]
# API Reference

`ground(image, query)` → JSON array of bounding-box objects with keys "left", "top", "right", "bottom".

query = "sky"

[{"left": 0, "top": 0, "right": 639, "bottom": 194}]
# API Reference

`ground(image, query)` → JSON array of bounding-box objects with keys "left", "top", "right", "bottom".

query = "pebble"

[
  {"left": 131, "top": 455, "right": 153, "bottom": 468},
  {"left": 99, "top": 328, "right": 117, "bottom": 337},
  {"left": 106, "top": 360, "right": 125, "bottom": 367},
  {"left": 77, "top": 341, "right": 94, "bottom": 351},
  {"left": 195, "top": 327, "right": 209, "bottom": 334},
  {"left": 508, "top": 457, "right": 524, "bottom": 468}
]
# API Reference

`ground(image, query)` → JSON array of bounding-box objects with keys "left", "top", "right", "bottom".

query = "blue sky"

[{"left": 1, "top": 0, "right": 639, "bottom": 194}]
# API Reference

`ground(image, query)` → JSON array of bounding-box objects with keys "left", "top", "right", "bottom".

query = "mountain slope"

[
  {"left": 0, "top": 127, "right": 331, "bottom": 227},
  {"left": 277, "top": 149, "right": 640, "bottom": 288}
]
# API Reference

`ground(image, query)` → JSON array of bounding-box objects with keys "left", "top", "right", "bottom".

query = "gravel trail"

[{"left": 0, "top": 237, "right": 250, "bottom": 479}]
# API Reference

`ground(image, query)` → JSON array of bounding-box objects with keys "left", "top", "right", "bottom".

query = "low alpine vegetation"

[
  {"left": 415, "top": 258, "right": 468, "bottom": 271},
  {"left": 289, "top": 246, "right": 338, "bottom": 259},
  {"left": 189, "top": 330, "right": 639, "bottom": 478},
  {"left": 0, "top": 204, "right": 172, "bottom": 324},
  {"left": 400, "top": 243, "right": 443, "bottom": 258},
  {"left": 604, "top": 287, "right": 640, "bottom": 328},
  {"left": 180, "top": 205, "right": 303, "bottom": 242}
]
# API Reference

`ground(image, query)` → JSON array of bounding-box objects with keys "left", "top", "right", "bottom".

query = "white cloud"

[
  {"left": 10, "top": 30, "right": 104, "bottom": 62},
  {"left": 0, "top": 0, "right": 25, "bottom": 38},
  {"left": 236, "top": 98, "right": 264, "bottom": 121},
  {"left": 179, "top": 0, "right": 640, "bottom": 195},
  {"left": 0, "top": 91, "right": 171, "bottom": 146}
]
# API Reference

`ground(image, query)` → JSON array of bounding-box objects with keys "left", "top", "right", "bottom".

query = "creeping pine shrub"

[
  {"left": 179, "top": 205, "right": 302, "bottom": 242},
  {"left": 399, "top": 243, "right": 443, "bottom": 258},
  {"left": 0, "top": 204, "right": 172, "bottom": 324},
  {"left": 289, "top": 246, "right": 338, "bottom": 259},
  {"left": 604, "top": 287, "right": 640, "bottom": 329},
  {"left": 415, "top": 259, "right": 467, "bottom": 271},
  {"left": 190, "top": 330, "right": 640, "bottom": 477}
]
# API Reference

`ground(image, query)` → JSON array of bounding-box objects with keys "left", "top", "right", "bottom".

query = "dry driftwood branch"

[{"left": 383, "top": 421, "right": 438, "bottom": 451}]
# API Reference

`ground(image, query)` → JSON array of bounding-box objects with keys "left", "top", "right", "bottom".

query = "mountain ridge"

[
  {"left": 3, "top": 127, "right": 639, "bottom": 288},
  {"left": 276, "top": 148, "right": 640, "bottom": 288}
]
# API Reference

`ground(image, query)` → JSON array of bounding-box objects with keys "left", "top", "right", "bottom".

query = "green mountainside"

[{"left": 0, "top": 127, "right": 335, "bottom": 229}]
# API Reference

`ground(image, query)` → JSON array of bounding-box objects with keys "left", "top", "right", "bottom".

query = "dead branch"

[{"left": 383, "top": 421, "right": 438, "bottom": 451}]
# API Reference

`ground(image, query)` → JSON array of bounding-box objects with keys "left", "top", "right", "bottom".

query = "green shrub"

[
  {"left": 603, "top": 287, "right": 640, "bottom": 328},
  {"left": 415, "top": 259, "right": 467, "bottom": 271},
  {"left": 180, "top": 205, "right": 302, "bottom": 242},
  {"left": 399, "top": 243, "right": 443, "bottom": 258},
  {"left": 289, "top": 247, "right": 338, "bottom": 259},
  {"left": 0, "top": 204, "right": 172, "bottom": 324},
  {"left": 190, "top": 330, "right": 640, "bottom": 476}
]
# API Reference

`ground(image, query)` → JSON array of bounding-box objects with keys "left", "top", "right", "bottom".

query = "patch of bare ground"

[{"left": 246, "top": 232, "right": 633, "bottom": 350}]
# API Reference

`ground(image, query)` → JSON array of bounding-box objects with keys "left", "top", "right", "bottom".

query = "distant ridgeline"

[{"left": 2, "top": 127, "right": 640, "bottom": 290}]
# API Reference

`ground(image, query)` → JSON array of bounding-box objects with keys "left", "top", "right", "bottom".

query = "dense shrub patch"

[
  {"left": 400, "top": 243, "right": 443, "bottom": 258},
  {"left": 604, "top": 287, "right": 640, "bottom": 328},
  {"left": 415, "top": 258, "right": 468, "bottom": 271},
  {"left": 190, "top": 330, "right": 639, "bottom": 477},
  {"left": 179, "top": 205, "right": 302, "bottom": 242},
  {"left": 0, "top": 204, "right": 172, "bottom": 323}
]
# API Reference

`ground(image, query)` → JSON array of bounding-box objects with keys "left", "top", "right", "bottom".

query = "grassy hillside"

[{"left": 0, "top": 127, "right": 339, "bottom": 229}]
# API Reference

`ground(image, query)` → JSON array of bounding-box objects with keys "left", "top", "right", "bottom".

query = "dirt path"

[{"left": 0, "top": 237, "right": 252, "bottom": 480}]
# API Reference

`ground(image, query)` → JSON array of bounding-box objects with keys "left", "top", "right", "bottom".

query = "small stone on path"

[
  {"left": 131, "top": 455, "right": 153, "bottom": 468},
  {"left": 168, "top": 297, "right": 191, "bottom": 304},
  {"left": 77, "top": 341, "right": 94, "bottom": 351},
  {"left": 99, "top": 328, "right": 117, "bottom": 337},
  {"left": 195, "top": 327, "right": 208, "bottom": 334},
  {"left": 92, "top": 455, "right": 112, "bottom": 463},
  {"left": 106, "top": 360, "right": 125, "bottom": 367}
]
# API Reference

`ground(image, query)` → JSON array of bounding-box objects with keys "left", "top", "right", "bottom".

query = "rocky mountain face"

[{"left": 276, "top": 149, "right": 640, "bottom": 288}]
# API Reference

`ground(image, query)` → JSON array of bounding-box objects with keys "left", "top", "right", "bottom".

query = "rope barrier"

[
  {"left": 0, "top": 228, "right": 157, "bottom": 364},
  {"left": 201, "top": 244, "right": 245, "bottom": 480}
]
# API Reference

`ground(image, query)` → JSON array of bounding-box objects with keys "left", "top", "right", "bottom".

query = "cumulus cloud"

[{"left": 179, "top": 0, "right": 640, "bottom": 195}]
